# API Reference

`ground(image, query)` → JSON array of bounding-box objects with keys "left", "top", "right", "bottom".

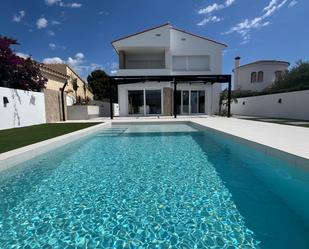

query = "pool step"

[{"left": 96, "top": 128, "right": 127, "bottom": 137}]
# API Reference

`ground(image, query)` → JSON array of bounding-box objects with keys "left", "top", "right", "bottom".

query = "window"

[
  {"left": 188, "top": 56, "right": 210, "bottom": 71},
  {"left": 275, "top": 70, "right": 283, "bottom": 81},
  {"left": 172, "top": 56, "right": 187, "bottom": 71},
  {"left": 128, "top": 90, "right": 144, "bottom": 115},
  {"left": 182, "top": 91, "right": 189, "bottom": 114},
  {"left": 146, "top": 90, "right": 161, "bottom": 115},
  {"left": 198, "top": 91, "right": 205, "bottom": 113},
  {"left": 257, "top": 71, "right": 264, "bottom": 82},
  {"left": 172, "top": 55, "right": 210, "bottom": 71},
  {"left": 251, "top": 72, "right": 257, "bottom": 83}
]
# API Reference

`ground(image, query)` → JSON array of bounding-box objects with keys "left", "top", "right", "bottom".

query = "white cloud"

[
  {"left": 16, "top": 52, "right": 30, "bottom": 59},
  {"left": 198, "top": 0, "right": 235, "bottom": 14},
  {"left": 197, "top": 0, "right": 234, "bottom": 27},
  {"left": 288, "top": 0, "right": 298, "bottom": 7},
  {"left": 47, "top": 30, "right": 55, "bottom": 36},
  {"left": 107, "top": 62, "right": 118, "bottom": 75},
  {"left": 51, "top": 20, "right": 61, "bottom": 25},
  {"left": 99, "top": 11, "right": 109, "bottom": 15},
  {"left": 197, "top": 16, "right": 223, "bottom": 26},
  {"left": 69, "top": 3, "right": 82, "bottom": 8},
  {"left": 223, "top": 0, "right": 288, "bottom": 43},
  {"left": 48, "top": 0, "right": 82, "bottom": 8},
  {"left": 43, "top": 53, "right": 103, "bottom": 77},
  {"left": 43, "top": 57, "right": 64, "bottom": 64},
  {"left": 49, "top": 43, "right": 56, "bottom": 50},
  {"left": 13, "top": 10, "right": 26, "bottom": 22},
  {"left": 45, "top": 0, "right": 61, "bottom": 5},
  {"left": 36, "top": 18, "right": 48, "bottom": 29}
]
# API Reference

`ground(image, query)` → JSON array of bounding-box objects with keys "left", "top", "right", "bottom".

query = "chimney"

[
  {"left": 234, "top": 56, "right": 241, "bottom": 90},
  {"left": 235, "top": 56, "right": 241, "bottom": 69}
]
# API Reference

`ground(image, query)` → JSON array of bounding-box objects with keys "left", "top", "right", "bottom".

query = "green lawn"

[{"left": 0, "top": 123, "right": 102, "bottom": 153}]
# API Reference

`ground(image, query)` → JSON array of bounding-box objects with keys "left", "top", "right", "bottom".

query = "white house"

[
  {"left": 233, "top": 57, "right": 289, "bottom": 92},
  {"left": 111, "top": 23, "right": 227, "bottom": 117}
]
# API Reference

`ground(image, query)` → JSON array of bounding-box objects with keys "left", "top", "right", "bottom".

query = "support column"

[
  {"left": 61, "top": 80, "right": 68, "bottom": 121},
  {"left": 227, "top": 77, "right": 232, "bottom": 118},
  {"left": 109, "top": 79, "right": 113, "bottom": 119},
  {"left": 173, "top": 77, "right": 177, "bottom": 118}
]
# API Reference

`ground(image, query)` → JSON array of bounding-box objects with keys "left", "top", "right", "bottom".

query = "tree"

[
  {"left": 71, "top": 78, "right": 79, "bottom": 103},
  {"left": 270, "top": 60, "right": 309, "bottom": 92},
  {"left": 0, "top": 36, "right": 47, "bottom": 91},
  {"left": 87, "top": 69, "right": 117, "bottom": 101}
]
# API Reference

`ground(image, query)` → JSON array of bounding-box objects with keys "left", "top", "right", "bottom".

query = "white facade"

[
  {"left": 112, "top": 23, "right": 226, "bottom": 116},
  {"left": 0, "top": 87, "right": 46, "bottom": 130},
  {"left": 233, "top": 59, "right": 289, "bottom": 92}
]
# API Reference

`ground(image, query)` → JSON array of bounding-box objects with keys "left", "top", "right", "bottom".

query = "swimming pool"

[{"left": 0, "top": 123, "right": 308, "bottom": 248}]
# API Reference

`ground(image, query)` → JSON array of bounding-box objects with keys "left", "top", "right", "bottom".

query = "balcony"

[{"left": 119, "top": 48, "right": 167, "bottom": 68}]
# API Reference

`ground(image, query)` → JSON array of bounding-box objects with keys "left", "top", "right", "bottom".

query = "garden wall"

[
  {"left": 231, "top": 90, "right": 309, "bottom": 120},
  {"left": 0, "top": 87, "right": 46, "bottom": 130}
]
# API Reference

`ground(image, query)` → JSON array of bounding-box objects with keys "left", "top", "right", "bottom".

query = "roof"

[
  {"left": 39, "top": 64, "right": 69, "bottom": 80},
  {"left": 236, "top": 60, "right": 290, "bottom": 69},
  {"left": 111, "top": 23, "right": 227, "bottom": 52},
  {"left": 44, "top": 63, "right": 86, "bottom": 84}
]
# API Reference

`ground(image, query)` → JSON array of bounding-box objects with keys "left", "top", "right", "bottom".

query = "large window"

[
  {"left": 146, "top": 90, "right": 161, "bottom": 114},
  {"left": 182, "top": 91, "right": 189, "bottom": 114},
  {"left": 175, "top": 90, "right": 182, "bottom": 114},
  {"left": 198, "top": 91, "right": 205, "bottom": 113},
  {"left": 191, "top": 91, "right": 198, "bottom": 114},
  {"left": 128, "top": 90, "right": 144, "bottom": 115},
  {"left": 172, "top": 55, "right": 210, "bottom": 71}
]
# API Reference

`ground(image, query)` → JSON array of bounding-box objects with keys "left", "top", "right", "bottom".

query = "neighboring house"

[
  {"left": 39, "top": 64, "right": 69, "bottom": 91},
  {"left": 112, "top": 23, "right": 227, "bottom": 116},
  {"left": 233, "top": 57, "right": 290, "bottom": 92},
  {"left": 44, "top": 64, "right": 94, "bottom": 102}
]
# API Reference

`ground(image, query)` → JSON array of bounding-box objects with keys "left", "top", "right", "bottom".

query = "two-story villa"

[{"left": 111, "top": 23, "right": 227, "bottom": 117}]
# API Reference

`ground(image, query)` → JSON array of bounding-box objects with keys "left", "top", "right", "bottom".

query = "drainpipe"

[{"left": 61, "top": 80, "right": 68, "bottom": 121}]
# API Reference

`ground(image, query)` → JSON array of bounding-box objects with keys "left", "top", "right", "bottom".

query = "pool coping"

[
  {"left": 189, "top": 121, "right": 309, "bottom": 170},
  {"left": 0, "top": 122, "right": 110, "bottom": 172}
]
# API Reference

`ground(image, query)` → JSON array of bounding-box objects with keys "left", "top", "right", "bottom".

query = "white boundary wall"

[
  {"left": 231, "top": 90, "right": 309, "bottom": 120},
  {"left": 0, "top": 87, "right": 46, "bottom": 130}
]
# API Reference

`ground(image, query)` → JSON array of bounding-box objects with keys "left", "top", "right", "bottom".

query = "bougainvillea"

[{"left": 0, "top": 36, "right": 47, "bottom": 91}]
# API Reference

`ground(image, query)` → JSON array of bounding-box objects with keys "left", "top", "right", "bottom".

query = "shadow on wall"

[{"left": 11, "top": 89, "right": 21, "bottom": 127}]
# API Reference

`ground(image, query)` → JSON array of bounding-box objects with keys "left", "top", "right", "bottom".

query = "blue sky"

[{"left": 1, "top": 0, "right": 307, "bottom": 79}]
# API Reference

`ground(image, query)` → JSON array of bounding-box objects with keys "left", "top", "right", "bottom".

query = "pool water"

[{"left": 0, "top": 124, "right": 308, "bottom": 248}]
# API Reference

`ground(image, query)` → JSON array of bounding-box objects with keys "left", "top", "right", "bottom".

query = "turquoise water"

[{"left": 0, "top": 124, "right": 308, "bottom": 248}]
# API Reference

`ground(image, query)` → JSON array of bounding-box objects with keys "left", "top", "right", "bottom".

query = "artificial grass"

[
  {"left": 240, "top": 118, "right": 309, "bottom": 128},
  {"left": 0, "top": 123, "right": 102, "bottom": 153}
]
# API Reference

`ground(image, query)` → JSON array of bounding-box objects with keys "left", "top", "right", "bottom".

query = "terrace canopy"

[{"left": 108, "top": 74, "right": 232, "bottom": 119}]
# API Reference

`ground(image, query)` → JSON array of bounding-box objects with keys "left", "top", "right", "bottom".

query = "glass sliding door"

[
  {"left": 128, "top": 90, "right": 144, "bottom": 115},
  {"left": 191, "top": 91, "right": 198, "bottom": 114},
  {"left": 198, "top": 91, "right": 205, "bottom": 113},
  {"left": 146, "top": 90, "right": 161, "bottom": 115},
  {"left": 182, "top": 91, "right": 189, "bottom": 114}
]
